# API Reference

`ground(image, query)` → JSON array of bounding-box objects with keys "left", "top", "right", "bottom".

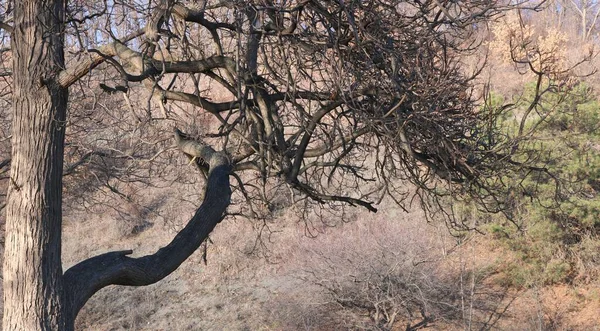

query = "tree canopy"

[{"left": 19, "top": 0, "right": 539, "bottom": 217}]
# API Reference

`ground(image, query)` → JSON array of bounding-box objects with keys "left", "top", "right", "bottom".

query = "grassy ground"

[{"left": 54, "top": 199, "right": 600, "bottom": 330}]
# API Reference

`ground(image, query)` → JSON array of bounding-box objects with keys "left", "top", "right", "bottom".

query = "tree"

[
  {"left": 564, "top": 0, "right": 600, "bottom": 41},
  {"left": 0, "top": 0, "right": 547, "bottom": 329}
]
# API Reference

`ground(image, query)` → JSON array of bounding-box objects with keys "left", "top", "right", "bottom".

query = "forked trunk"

[{"left": 3, "top": 0, "right": 70, "bottom": 329}]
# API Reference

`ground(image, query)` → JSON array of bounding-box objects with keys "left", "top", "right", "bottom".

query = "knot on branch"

[{"left": 174, "top": 127, "right": 229, "bottom": 170}]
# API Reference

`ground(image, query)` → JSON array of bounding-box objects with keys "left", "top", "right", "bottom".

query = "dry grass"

[{"left": 51, "top": 195, "right": 599, "bottom": 330}]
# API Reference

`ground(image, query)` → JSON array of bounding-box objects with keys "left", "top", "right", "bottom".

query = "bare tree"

[
  {"left": 0, "top": 0, "right": 552, "bottom": 329},
  {"left": 564, "top": 0, "right": 600, "bottom": 41}
]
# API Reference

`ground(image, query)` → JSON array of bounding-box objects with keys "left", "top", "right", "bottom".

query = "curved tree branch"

[
  {"left": 57, "top": 30, "right": 144, "bottom": 88},
  {"left": 63, "top": 128, "right": 231, "bottom": 319},
  {"left": 172, "top": 3, "right": 236, "bottom": 31}
]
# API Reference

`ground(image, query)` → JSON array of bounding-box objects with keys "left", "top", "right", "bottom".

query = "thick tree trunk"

[
  {"left": 2, "top": 1, "right": 233, "bottom": 328},
  {"left": 3, "top": 0, "right": 69, "bottom": 329}
]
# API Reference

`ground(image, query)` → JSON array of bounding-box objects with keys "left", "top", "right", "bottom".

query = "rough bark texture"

[
  {"left": 3, "top": 0, "right": 69, "bottom": 330},
  {"left": 2, "top": 2, "right": 232, "bottom": 322}
]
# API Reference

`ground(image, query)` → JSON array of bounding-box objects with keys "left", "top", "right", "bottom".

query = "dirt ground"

[{"left": 51, "top": 203, "right": 600, "bottom": 330}]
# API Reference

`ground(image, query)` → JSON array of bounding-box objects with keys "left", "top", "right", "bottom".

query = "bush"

[{"left": 479, "top": 81, "right": 600, "bottom": 286}]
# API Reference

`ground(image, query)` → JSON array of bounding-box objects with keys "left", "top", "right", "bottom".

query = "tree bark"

[
  {"left": 3, "top": 0, "right": 69, "bottom": 330},
  {"left": 3, "top": 1, "right": 233, "bottom": 327},
  {"left": 2, "top": 0, "right": 233, "bottom": 325}
]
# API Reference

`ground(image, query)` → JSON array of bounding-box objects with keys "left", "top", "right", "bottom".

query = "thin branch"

[{"left": 0, "top": 21, "right": 13, "bottom": 33}]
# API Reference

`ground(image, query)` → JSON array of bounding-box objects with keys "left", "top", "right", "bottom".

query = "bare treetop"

[{"left": 24, "top": 0, "right": 528, "bottom": 220}]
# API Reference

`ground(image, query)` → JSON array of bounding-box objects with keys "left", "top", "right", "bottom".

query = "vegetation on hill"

[{"left": 1, "top": 0, "right": 600, "bottom": 329}]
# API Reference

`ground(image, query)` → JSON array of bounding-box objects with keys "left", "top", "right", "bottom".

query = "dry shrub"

[
  {"left": 255, "top": 209, "right": 513, "bottom": 331},
  {"left": 488, "top": 11, "right": 571, "bottom": 76}
]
